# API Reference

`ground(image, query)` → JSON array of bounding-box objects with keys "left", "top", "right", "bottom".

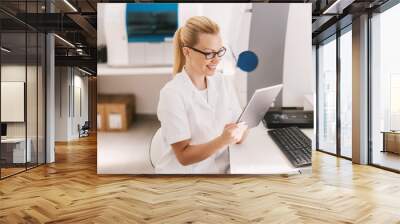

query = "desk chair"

[
  {"left": 149, "top": 128, "right": 163, "bottom": 168},
  {"left": 78, "top": 121, "right": 90, "bottom": 138}
]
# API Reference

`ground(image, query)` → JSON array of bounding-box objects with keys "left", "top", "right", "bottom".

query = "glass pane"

[
  {"left": 1, "top": 28, "right": 27, "bottom": 177},
  {"left": 27, "top": 31, "right": 38, "bottom": 169},
  {"left": 26, "top": 0, "right": 39, "bottom": 170},
  {"left": 371, "top": 3, "right": 400, "bottom": 171},
  {"left": 340, "top": 29, "right": 352, "bottom": 158},
  {"left": 318, "top": 37, "right": 337, "bottom": 154}
]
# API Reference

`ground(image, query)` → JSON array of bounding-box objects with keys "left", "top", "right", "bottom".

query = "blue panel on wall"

[{"left": 126, "top": 3, "right": 178, "bottom": 43}]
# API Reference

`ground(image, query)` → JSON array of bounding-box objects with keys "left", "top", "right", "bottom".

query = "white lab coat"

[{"left": 156, "top": 69, "right": 242, "bottom": 174}]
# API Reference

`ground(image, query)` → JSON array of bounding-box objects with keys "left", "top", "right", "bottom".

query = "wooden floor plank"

[{"left": 0, "top": 134, "right": 400, "bottom": 223}]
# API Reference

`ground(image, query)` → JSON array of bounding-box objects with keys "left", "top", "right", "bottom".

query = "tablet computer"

[{"left": 237, "top": 84, "right": 283, "bottom": 128}]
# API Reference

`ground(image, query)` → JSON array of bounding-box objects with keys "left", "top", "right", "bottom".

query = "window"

[
  {"left": 370, "top": 2, "right": 400, "bottom": 171},
  {"left": 339, "top": 28, "right": 352, "bottom": 158},
  {"left": 0, "top": 1, "right": 46, "bottom": 179},
  {"left": 317, "top": 25, "right": 353, "bottom": 159},
  {"left": 317, "top": 36, "right": 337, "bottom": 155}
]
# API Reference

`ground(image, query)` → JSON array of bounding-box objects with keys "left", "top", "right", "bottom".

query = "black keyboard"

[{"left": 268, "top": 127, "right": 312, "bottom": 167}]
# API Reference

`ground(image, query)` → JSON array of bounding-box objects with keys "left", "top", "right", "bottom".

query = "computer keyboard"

[{"left": 268, "top": 127, "right": 312, "bottom": 167}]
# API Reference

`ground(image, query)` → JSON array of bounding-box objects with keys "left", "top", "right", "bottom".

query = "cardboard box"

[{"left": 98, "top": 95, "right": 135, "bottom": 131}]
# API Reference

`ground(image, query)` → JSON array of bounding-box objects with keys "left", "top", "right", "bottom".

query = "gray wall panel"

[{"left": 247, "top": 4, "right": 290, "bottom": 106}]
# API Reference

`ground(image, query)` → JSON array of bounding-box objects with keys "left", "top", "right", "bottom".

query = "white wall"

[
  {"left": 247, "top": 3, "right": 313, "bottom": 108},
  {"left": 282, "top": 4, "right": 313, "bottom": 107},
  {"left": 55, "top": 67, "right": 68, "bottom": 141},
  {"left": 103, "top": 3, "right": 129, "bottom": 66},
  {"left": 312, "top": 45, "right": 317, "bottom": 148},
  {"left": 98, "top": 74, "right": 172, "bottom": 114},
  {"left": 1, "top": 64, "right": 46, "bottom": 163},
  {"left": 97, "top": 3, "right": 106, "bottom": 46},
  {"left": 229, "top": 4, "right": 252, "bottom": 107},
  {"left": 79, "top": 75, "right": 89, "bottom": 124},
  {"left": 72, "top": 74, "right": 89, "bottom": 138},
  {"left": 312, "top": 45, "right": 317, "bottom": 111},
  {"left": 1, "top": 65, "right": 38, "bottom": 137},
  {"left": 55, "top": 67, "right": 89, "bottom": 141}
]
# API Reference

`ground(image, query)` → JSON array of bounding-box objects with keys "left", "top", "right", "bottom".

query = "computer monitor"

[{"left": 1, "top": 123, "right": 7, "bottom": 137}]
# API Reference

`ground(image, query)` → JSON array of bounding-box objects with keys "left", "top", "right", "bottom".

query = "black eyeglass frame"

[{"left": 184, "top": 46, "right": 226, "bottom": 60}]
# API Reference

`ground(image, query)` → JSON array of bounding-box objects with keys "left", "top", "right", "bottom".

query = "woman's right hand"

[{"left": 219, "top": 123, "right": 243, "bottom": 145}]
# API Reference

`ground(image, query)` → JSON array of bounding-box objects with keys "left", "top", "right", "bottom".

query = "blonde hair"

[{"left": 172, "top": 16, "right": 220, "bottom": 76}]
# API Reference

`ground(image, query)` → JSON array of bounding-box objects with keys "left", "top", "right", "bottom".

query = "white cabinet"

[
  {"left": 128, "top": 42, "right": 173, "bottom": 67},
  {"left": 128, "top": 43, "right": 145, "bottom": 65}
]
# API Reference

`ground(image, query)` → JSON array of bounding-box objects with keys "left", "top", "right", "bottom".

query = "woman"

[{"left": 156, "top": 16, "right": 248, "bottom": 174}]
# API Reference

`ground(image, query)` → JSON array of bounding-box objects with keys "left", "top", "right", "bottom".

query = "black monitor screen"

[{"left": 1, "top": 123, "right": 7, "bottom": 137}]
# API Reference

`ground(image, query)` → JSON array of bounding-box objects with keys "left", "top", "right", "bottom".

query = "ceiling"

[
  {"left": 0, "top": 0, "right": 98, "bottom": 74},
  {"left": 0, "top": 0, "right": 394, "bottom": 74}
]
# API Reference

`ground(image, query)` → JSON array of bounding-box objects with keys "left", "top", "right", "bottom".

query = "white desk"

[
  {"left": 229, "top": 124, "right": 313, "bottom": 175},
  {"left": 1, "top": 138, "right": 32, "bottom": 163}
]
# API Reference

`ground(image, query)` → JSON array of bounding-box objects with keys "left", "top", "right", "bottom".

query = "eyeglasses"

[{"left": 184, "top": 46, "right": 226, "bottom": 60}]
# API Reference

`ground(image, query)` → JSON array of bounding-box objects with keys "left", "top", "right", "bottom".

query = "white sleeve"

[
  {"left": 157, "top": 88, "right": 191, "bottom": 145},
  {"left": 225, "top": 77, "right": 243, "bottom": 122}
]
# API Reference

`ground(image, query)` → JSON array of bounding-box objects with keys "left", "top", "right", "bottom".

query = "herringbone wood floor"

[{"left": 1, "top": 134, "right": 400, "bottom": 224}]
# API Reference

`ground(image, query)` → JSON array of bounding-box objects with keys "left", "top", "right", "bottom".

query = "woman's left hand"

[{"left": 234, "top": 122, "right": 248, "bottom": 144}]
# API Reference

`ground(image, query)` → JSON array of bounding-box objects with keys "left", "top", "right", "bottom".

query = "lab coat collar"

[{"left": 180, "top": 68, "right": 219, "bottom": 111}]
